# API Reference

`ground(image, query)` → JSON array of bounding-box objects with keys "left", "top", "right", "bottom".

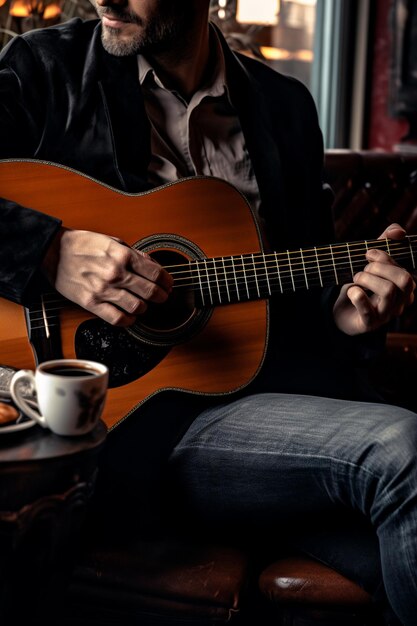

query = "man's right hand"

[{"left": 41, "top": 227, "right": 173, "bottom": 326}]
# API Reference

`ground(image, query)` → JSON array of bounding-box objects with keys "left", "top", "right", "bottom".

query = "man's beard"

[{"left": 98, "top": 3, "right": 191, "bottom": 57}]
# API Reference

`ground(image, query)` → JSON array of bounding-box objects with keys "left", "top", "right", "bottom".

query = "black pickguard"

[{"left": 74, "top": 319, "right": 170, "bottom": 388}]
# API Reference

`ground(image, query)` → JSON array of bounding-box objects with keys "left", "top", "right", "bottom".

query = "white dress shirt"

[{"left": 138, "top": 28, "right": 261, "bottom": 219}]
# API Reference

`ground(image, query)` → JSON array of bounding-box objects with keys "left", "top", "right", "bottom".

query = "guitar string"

[
  {"left": 29, "top": 248, "right": 411, "bottom": 307},
  {"left": 27, "top": 245, "right": 416, "bottom": 318},
  {"left": 25, "top": 269, "right": 350, "bottom": 328},
  {"left": 171, "top": 245, "right": 415, "bottom": 287},
  {"left": 169, "top": 249, "right": 416, "bottom": 282},
  {"left": 26, "top": 265, "right": 413, "bottom": 325},
  {"left": 26, "top": 240, "right": 417, "bottom": 320},
  {"left": 152, "top": 243, "right": 416, "bottom": 282},
  {"left": 161, "top": 237, "right": 417, "bottom": 274},
  {"left": 24, "top": 262, "right": 405, "bottom": 329},
  {"left": 171, "top": 249, "right": 414, "bottom": 286}
]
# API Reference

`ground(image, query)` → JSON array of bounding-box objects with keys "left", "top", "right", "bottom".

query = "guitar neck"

[{"left": 172, "top": 236, "right": 417, "bottom": 307}]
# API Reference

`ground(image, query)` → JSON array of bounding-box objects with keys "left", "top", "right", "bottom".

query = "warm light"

[
  {"left": 8, "top": 0, "right": 61, "bottom": 18},
  {"left": 9, "top": 0, "right": 31, "bottom": 17},
  {"left": 293, "top": 49, "right": 313, "bottom": 62},
  {"left": 260, "top": 46, "right": 291, "bottom": 60},
  {"left": 236, "top": 0, "right": 280, "bottom": 25},
  {"left": 43, "top": 1, "right": 60, "bottom": 18},
  {"left": 260, "top": 46, "right": 313, "bottom": 62},
  {"left": 283, "top": 0, "right": 316, "bottom": 4},
  {"left": 0, "top": 0, "right": 7, "bottom": 8}
]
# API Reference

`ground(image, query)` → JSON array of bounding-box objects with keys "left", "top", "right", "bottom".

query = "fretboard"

[{"left": 169, "top": 236, "right": 417, "bottom": 307}]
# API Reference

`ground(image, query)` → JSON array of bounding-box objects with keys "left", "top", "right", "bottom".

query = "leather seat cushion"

[
  {"left": 66, "top": 536, "right": 249, "bottom": 622},
  {"left": 259, "top": 556, "right": 372, "bottom": 606}
]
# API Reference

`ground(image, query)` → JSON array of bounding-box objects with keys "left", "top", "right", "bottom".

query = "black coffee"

[{"left": 45, "top": 366, "right": 97, "bottom": 377}]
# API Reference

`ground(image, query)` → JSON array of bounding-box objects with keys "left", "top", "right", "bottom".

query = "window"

[{"left": 212, "top": 0, "right": 369, "bottom": 149}]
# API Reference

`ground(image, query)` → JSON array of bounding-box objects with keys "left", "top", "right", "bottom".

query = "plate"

[{"left": 0, "top": 418, "right": 36, "bottom": 434}]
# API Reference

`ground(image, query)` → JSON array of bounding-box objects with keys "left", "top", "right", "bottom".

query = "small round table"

[{"left": 0, "top": 420, "right": 107, "bottom": 625}]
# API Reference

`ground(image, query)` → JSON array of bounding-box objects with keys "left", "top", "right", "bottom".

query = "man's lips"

[{"left": 102, "top": 14, "right": 134, "bottom": 27}]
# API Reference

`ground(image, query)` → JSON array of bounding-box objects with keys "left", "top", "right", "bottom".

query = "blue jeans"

[{"left": 168, "top": 393, "right": 417, "bottom": 625}]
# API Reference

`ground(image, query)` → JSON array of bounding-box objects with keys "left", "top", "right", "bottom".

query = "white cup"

[{"left": 10, "top": 359, "right": 108, "bottom": 436}]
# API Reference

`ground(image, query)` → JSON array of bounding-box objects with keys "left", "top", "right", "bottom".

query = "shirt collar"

[{"left": 137, "top": 24, "right": 230, "bottom": 102}]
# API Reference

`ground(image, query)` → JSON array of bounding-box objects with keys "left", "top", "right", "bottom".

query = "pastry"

[{"left": 0, "top": 402, "right": 19, "bottom": 425}]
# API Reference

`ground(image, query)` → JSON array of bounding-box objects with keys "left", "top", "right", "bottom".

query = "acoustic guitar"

[{"left": 0, "top": 160, "right": 416, "bottom": 430}]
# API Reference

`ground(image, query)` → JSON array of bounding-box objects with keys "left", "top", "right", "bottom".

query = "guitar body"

[{"left": 0, "top": 160, "right": 268, "bottom": 430}]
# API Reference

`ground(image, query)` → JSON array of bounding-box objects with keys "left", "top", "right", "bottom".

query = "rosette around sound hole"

[{"left": 127, "top": 235, "right": 212, "bottom": 347}]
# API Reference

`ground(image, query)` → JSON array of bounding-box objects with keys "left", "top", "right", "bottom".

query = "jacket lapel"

[
  {"left": 218, "top": 34, "right": 290, "bottom": 248},
  {"left": 90, "top": 23, "right": 151, "bottom": 192}
]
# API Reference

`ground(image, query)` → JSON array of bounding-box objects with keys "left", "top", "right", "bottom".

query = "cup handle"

[{"left": 10, "top": 370, "right": 47, "bottom": 427}]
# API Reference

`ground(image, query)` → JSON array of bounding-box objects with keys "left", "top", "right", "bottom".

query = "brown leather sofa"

[{"left": 63, "top": 150, "right": 417, "bottom": 626}]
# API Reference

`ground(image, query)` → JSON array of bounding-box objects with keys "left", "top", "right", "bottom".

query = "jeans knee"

[
  {"left": 360, "top": 408, "right": 417, "bottom": 523},
  {"left": 374, "top": 409, "right": 417, "bottom": 470}
]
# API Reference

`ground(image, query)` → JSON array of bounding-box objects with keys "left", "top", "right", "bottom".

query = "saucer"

[
  {"left": 0, "top": 418, "right": 36, "bottom": 434},
  {"left": 0, "top": 398, "right": 37, "bottom": 435}
]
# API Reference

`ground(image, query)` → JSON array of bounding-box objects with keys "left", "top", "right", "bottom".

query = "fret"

[
  {"left": 350, "top": 244, "right": 367, "bottom": 275},
  {"left": 248, "top": 253, "right": 261, "bottom": 299},
  {"left": 230, "top": 256, "right": 241, "bottom": 301},
  {"left": 300, "top": 248, "right": 309, "bottom": 289},
  {"left": 274, "top": 252, "right": 283, "bottom": 293},
  {"left": 287, "top": 250, "right": 296, "bottom": 291},
  {"left": 221, "top": 257, "right": 231, "bottom": 302},
  {"left": 263, "top": 254, "right": 272, "bottom": 296},
  {"left": 213, "top": 259, "right": 222, "bottom": 304},
  {"left": 202, "top": 259, "right": 232, "bottom": 306},
  {"left": 333, "top": 242, "right": 367, "bottom": 283},
  {"left": 346, "top": 243, "right": 354, "bottom": 280},
  {"left": 203, "top": 259, "right": 213, "bottom": 305},
  {"left": 302, "top": 249, "right": 323, "bottom": 289},
  {"left": 241, "top": 255, "right": 250, "bottom": 300},
  {"left": 385, "top": 238, "right": 390, "bottom": 256},
  {"left": 329, "top": 244, "right": 339, "bottom": 285},
  {"left": 252, "top": 254, "right": 261, "bottom": 298},
  {"left": 315, "top": 245, "right": 338, "bottom": 287},
  {"left": 314, "top": 246, "right": 323, "bottom": 287}
]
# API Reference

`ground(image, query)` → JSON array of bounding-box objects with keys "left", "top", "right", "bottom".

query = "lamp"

[
  {"left": 8, "top": 0, "right": 61, "bottom": 19},
  {"left": 212, "top": 0, "right": 281, "bottom": 26},
  {"left": 236, "top": 0, "right": 280, "bottom": 26},
  {"left": 0, "top": 0, "right": 61, "bottom": 43}
]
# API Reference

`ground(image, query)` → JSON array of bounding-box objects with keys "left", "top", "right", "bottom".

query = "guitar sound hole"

[
  {"left": 142, "top": 249, "right": 195, "bottom": 332},
  {"left": 127, "top": 246, "right": 212, "bottom": 347}
]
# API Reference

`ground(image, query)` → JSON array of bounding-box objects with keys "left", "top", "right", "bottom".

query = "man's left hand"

[{"left": 333, "top": 223, "right": 416, "bottom": 336}]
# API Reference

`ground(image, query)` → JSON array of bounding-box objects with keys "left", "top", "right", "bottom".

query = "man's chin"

[{"left": 101, "top": 32, "right": 141, "bottom": 57}]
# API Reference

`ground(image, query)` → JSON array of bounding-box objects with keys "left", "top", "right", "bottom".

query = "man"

[{"left": 0, "top": 2, "right": 416, "bottom": 623}]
